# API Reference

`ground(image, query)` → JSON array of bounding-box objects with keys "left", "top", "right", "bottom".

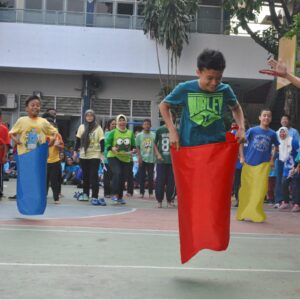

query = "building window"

[
  {"left": 112, "top": 99, "right": 130, "bottom": 116},
  {"left": 25, "top": 0, "right": 42, "bottom": 10},
  {"left": 95, "top": 1, "right": 113, "bottom": 14},
  {"left": 46, "top": 0, "right": 63, "bottom": 11},
  {"left": 137, "top": 3, "right": 144, "bottom": 16},
  {"left": 67, "top": 0, "right": 85, "bottom": 12},
  {"left": 117, "top": 3, "right": 133, "bottom": 15},
  {"left": 1, "top": 0, "right": 15, "bottom": 8}
]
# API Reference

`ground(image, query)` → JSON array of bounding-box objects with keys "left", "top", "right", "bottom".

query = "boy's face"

[
  {"left": 196, "top": 68, "right": 223, "bottom": 92},
  {"left": 280, "top": 116, "right": 289, "bottom": 127},
  {"left": 26, "top": 99, "right": 41, "bottom": 117},
  {"left": 143, "top": 121, "right": 151, "bottom": 131},
  {"left": 66, "top": 158, "right": 73, "bottom": 165},
  {"left": 259, "top": 110, "right": 272, "bottom": 126}
]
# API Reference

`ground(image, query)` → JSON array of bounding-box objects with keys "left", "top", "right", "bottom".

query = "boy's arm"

[
  {"left": 135, "top": 137, "right": 142, "bottom": 165},
  {"left": 9, "top": 133, "right": 21, "bottom": 146},
  {"left": 270, "top": 145, "right": 278, "bottom": 167},
  {"left": 154, "top": 144, "right": 163, "bottom": 161},
  {"left": 231, "top": 103, "right": 246, "bottom": 143},
  {"left": 268, "top": 58, "right": 300, "bottom": 88},
  {"left": 239, "top": 143, "right": 245, "bottom": 164},
  {"left": 159, "top": 102, "right": 179, "bottom": 150}
]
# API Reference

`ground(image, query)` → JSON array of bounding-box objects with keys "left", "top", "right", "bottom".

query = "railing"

[
  {"left": 0, "top": 8, "right": 145, "bottom": 30},
  {"left": 0, "top": 8, "right": 225, "bottom": 33}
]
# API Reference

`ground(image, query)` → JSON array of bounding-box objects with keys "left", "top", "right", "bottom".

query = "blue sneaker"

[
  {"left": 117, "top": 198, "right": 126, "bottom": 205},
  {"left": 91, "top": 198, "right": 100, "bottom": 206},
  {"left": 98, "top": 198, "right": 107, "bottom": 206},
  {"left": 111, "top": 196, "right": 118, "bottom": 202}
]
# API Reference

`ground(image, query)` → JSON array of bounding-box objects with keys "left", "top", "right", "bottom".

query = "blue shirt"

[
  {"left": 65, "top": 164, "right": 80, "bottom": 174},
  {"left": 245, "top": 126, "right": 280, "bottom": 166},
  {"left": 164, "top": 80, "right": 237, "bottom": 146}
]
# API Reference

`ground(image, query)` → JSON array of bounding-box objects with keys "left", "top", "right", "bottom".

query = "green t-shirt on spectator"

[{"left": 136, "top": 131, "right": 156, "bottom": 163}]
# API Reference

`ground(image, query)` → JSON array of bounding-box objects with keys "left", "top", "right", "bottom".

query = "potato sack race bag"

[
  {"left": 16, "top": 142, "right": 48, "bottom": 215},
  {"left": 171, "top": 132, "right": 239, "bottom": 264}
]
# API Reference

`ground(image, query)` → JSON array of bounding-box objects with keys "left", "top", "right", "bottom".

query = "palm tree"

[{"left": 143, "top": 0, "right": 198, "bottom": 98}]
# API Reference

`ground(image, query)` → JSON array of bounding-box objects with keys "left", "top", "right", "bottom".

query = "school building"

[{"left": 0, "top": 0, "right": 275, "bottom": 142}]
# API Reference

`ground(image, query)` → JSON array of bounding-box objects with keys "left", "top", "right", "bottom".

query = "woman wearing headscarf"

[
  {"left": 105, "top": 114, "right": 135, "bottom": 204},
  {"left": 74, "top": 109, "right": 105, "bottom": 205},
  {"left": 277, "top": 127, "right": 300, "bottom": 212}
]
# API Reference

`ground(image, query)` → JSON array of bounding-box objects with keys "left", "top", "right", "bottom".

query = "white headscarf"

[{"left": 278, "top": 126, "right": 292, "bottom": 162}]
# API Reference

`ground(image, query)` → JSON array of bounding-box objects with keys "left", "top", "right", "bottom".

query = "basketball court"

[{"left": 0, "top": 179, "right": 299, "bottom": 299}]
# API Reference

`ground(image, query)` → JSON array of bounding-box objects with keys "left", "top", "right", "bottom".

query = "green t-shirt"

[
  {"left": 105, "top": 128, "right": 135, "bottom": 163},
  {"left": 135, "top": 131, "right": 156, "bottom": 163},
  {"left": 154, "top": 125, "right": 172, "bottom": 164}
]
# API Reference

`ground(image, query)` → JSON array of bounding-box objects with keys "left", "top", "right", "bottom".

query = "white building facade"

[{"left": 0, "top": 0, "right": 272, "bottom": 141}]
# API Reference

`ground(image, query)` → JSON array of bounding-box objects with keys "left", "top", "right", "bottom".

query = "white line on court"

[
  {"left": 0, "top": 226, "right": 299, "bottom": 240},
  {"left": 0, "top": 207, "right": 137, "bottom": 221},
  {"left": 0, "top": 262, "right": 299, "bottom": 273}
]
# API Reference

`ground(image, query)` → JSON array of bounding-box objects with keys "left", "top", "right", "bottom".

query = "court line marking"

[
  {"left": 0, "top": 226, "right": 299, "bottom": 239},
  {"left": 0, "top": 207, "right": 137, "bottom": 221},
  {"left": 0, "top": 262, "right": 299, "bottom": 273}
]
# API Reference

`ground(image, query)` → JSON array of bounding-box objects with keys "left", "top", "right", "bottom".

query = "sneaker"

[
  {"left": 73, "top": 191, "right": 82, "bottom": 200},
  {"left": 111, "top": 196, "right": 118, "bottom": 202},
  {"left": 78, "top": 193, "right": 89, "bottom": 201},
  {"left": 117, "top": 198, "right": 126, "bottom": 205},
  {"left": 291, "top": 204, "right": 300, "bottom": 212},
  {"left": 54, "top": 200, "right": 61, "bottom": 204},
  {"left": 91, "top": 198, "right": 100, "bottom": 206},
  {"left": 273, "top": 203, "right": 280, "bottom": 209},
  {"left": 98, "top": 198, "right": 107, "bottom": 206},
  {"left": 279, "top": 202, "right": 289, "bottom": 209}
]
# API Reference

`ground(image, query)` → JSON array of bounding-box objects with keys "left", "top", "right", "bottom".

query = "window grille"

[
  {"left": 56, "top": 96, "right": 82, "bottom": 115},
  {"left": 132, "top": 100, "right": 151, "bottom": 117},
  {"left": 112, "top": 99, "right": 130, "bottom": 116},
  {"left": 92, "top": 98, "right": 111, "bottom": 115}
]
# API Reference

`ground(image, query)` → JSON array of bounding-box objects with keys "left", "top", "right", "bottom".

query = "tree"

[
  {"left": 223, "top": 0, "right": 300, "bottom": 56},
  {"left": 143, "top": 0, "right": 198, "bottom": 98}
]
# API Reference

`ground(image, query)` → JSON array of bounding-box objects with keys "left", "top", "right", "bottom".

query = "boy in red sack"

[{"left": 159, "top": 49, "right": 245, "bottom": 263}]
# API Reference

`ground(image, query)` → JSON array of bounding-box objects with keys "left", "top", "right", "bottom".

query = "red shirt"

[{"left": 0, "top": 123, "right": 10, "bottom": 162}]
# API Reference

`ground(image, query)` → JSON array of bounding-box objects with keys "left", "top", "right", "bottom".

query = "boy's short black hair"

[
  {"left": 25, "top": 95, "right": 41, "bottom": 107},
  {"left": 260, "top": 108, "right": 272, "bottom": 115},
  {"left": 143, "top": 118, "right": 151, "bottom": 124},
  {"left": 281, "top": 114, "right": 290, "bottom": 120},
  {"left": 197, "top": 49, "right": 226, "bottom": 71}
]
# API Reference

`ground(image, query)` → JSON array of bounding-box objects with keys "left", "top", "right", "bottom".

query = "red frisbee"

[{"left": 259, "top": 69, "right": 284, "bottom": 77}]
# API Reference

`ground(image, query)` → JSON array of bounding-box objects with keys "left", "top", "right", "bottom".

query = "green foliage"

[
  {"left": 285, "top": 13, "right": 300, "bottom": 39},
  {"left": 143, "top": 0, "right": 198, "bottom": 97},
  {"left": 223, "top": 0, "right": 298, "bottom": 55}
]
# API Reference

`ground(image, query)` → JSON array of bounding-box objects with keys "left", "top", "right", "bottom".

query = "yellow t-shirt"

[
  {"left": 76, "top": 124, "right": 104, "bottom": 159},
  {"left": 9, "top": 116, "right": 58, "bottom": 155},
  {"left": 48, "top": 133, "right": 64, "bottom": 164}
]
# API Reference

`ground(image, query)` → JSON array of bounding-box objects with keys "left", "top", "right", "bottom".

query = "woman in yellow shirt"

[{"left": 74, "top": 110, "right": 105, "bottom": 205}]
